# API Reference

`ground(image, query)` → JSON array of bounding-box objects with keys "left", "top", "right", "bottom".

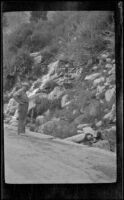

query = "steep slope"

[{"left": 4, "top": 49, "right": 116, "bottom": 152}]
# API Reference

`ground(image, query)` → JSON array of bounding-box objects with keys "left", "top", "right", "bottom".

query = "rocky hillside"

[
  {"left": 4, "top": 49, "right": 116, "bottom": 152},
  {"left": 3, "top": 11, "right": 116, "bottom": 152}
]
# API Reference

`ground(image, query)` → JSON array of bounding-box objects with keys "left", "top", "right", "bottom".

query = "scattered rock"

[
  {"left": 112, "top": 59, "right": 115, "bottom": 64},
  {"left": 61, "top": 94, "right": 71, "bottom": 108},
  {"left": 105, "top": 88, "right": 115, "bottom": 106},
  {"left": 106, "top": 58, "right": 111, "bottom": 63},
  {"left": 77, "top": 124, "right": 90, "bottom": 129},
  {"left": 82, "top": 126, "right": 95, "bottom": 137},
  {"left": 93, "top": 77, "right": 105, "bottom": 87},
  {"left": 108, "top": 74, "right": 115, "bottom": 84},
  {"left": 84, "top": 73, "right": 101, "bottom": 81},
  {"left": 95, "top": 121, "right": 102, "bottom": 127},
  {"left": 103, "top": 103, "right": 116, "bottom": 122},
  {"left": 65, "top": 132, "right": 93, "bottom": 143},
  {"left": 92, "top": 66, "right": 98, "bottom": 70},
  {"left": 48, "top": 86, "right": 64, "bottom": 100},
  {"left": 108, "top": 66, "right": 115, "bottom": 75},
  {"left": 100, "top": 53, "right": 109, "bottom": 59},
  {"left": 105, "top": 63, "right": 113, "bottom": 69},
  {"left": 96, "top": 85, "right": 105, "bottom": 99},
  {"left": 4, "top": 117, "right": 12, "bottom": 124},
  {"left": 34, "top": 55, "right": 42, "bottom": 64}
]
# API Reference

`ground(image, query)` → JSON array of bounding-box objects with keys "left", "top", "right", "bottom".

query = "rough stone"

[
  {"left": 61, "top": 94, "right": 71, "bottom": 108},
  {"left": 97, "top": 85, "right": 105, "bottom": 94},
  {"left": 105, "top": 63, "right": 113, "bottom": 69},
  {"left": 93, "top": 77, "right": 105, "bottom": 87},
  {"left": 48, "top": 86, "right": 64, "bottom": 100},
  {"left": 106, "top": 58, "right": 112, "bottom": 63},
  {"left": 103, "top": 104, "right": 116, "bottom": 122},
  {"left": 112, "top": 59, "right": 115, "bottom": 64},
  {"left": 95, "top": 121, "right": 102, "bottom": 127},
  {"left": 108, "top": 66, "right": 115, "bottom": 75},
  {"left": 38, "top": 119, "right": 77, "bottom": 138},
  {"left": 82, "top": 126, "right": 95, "bottom": 137},
  {"left": 100, "top": 53, "right": 109, "bottom": 59},
  {"left": 84, "top": 73, "right": 101, "bottom": 81},
  {"left": 77, "top": 124, "right": 90, "bottom": 129},
  {"left": 34, "top": 55, "right": 42, "bottom": 64},
  {"left": 105, "top": 88, "right": 115, "bottom": 105},
  {"left": 92, "top": 66, "right": 98, "bottom": 70}
]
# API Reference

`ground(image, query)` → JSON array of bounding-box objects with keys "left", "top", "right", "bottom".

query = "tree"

[{"left": 30, "top": 11, "right": 48, "bottom": 22}]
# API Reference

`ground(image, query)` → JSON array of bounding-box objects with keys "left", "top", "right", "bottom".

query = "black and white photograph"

[{"left": 1, "top": 2, "right": 123, "bottom": 198}]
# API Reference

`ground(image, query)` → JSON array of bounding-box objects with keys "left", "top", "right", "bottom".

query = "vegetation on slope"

[{"left": 3, "top": 11, "right": 114, "bottom": 91}]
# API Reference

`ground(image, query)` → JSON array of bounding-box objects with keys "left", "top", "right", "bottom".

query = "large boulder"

[{"left": 38, "top": 119, "right": 77, "bottom": 138}]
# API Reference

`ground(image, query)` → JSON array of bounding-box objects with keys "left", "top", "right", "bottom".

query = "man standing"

[{"left": 13, "top": 82, "right": 29, "bottom": 135}]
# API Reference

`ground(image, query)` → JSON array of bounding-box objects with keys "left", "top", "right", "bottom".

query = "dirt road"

[{"left": 4, "top": 125, "right": 116, "bottom": 183}]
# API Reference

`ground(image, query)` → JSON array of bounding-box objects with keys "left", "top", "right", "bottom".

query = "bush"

[
  {"left": 8, "top": 23, "right": 34, "bottom": 53},
  {"left": 49, "top": 98, "right": 62, "bottom": 110},
  {"left": 10, "top": 48, "right": 34, "bottom": 77},
  {"left": 29, "top": 29, "right": 53, "bottom": 52}
]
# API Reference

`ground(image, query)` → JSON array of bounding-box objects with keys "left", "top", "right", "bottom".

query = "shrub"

[
  {"left": 49, "top": 98, "right": 62, "bottom": 110},
  {"left": 29, "top": 29, "right": 53, "bottom": 52},
  {"left": 10, "top": 48, "right": 34, "bottom": 77},
  {"left": 8, "top": 23, "right": 34, "bottom": 53}
]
